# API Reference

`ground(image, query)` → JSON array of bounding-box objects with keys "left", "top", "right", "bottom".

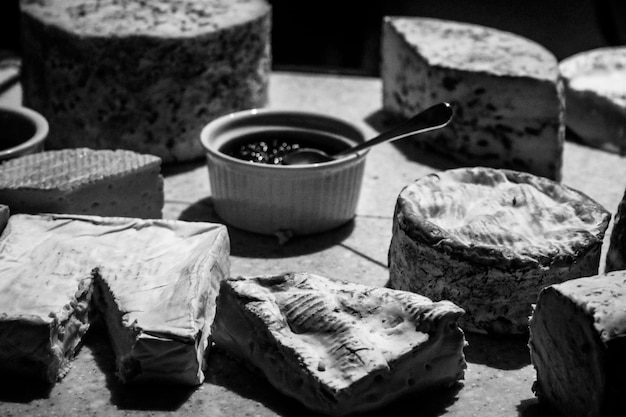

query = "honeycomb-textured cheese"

[
  {"left": 0, "top": 213, "right": 230, "bottom": 384},
  {"left": 382, "top": 17, "right": 564, "bottom": 181},
  {"left": 606, "top": 186, "right": 626, "bottom": 272},
  {"left": 20, "top": 0, "right": 271, "bottom": 162},
  {"left": 388, "top": 167, "right": 610, "bottom": 334},
  {"left": 212, "top": 272, "right": 466, "bottom": 416},
  {"left": 529, "top": 271, "right": 626, "bottom": 417},
  {"left": 0, "top": 148, "right": 163, "bottom": 218},
  {"left": 560, "top": 47, "right": 626, "bottom": 154}
]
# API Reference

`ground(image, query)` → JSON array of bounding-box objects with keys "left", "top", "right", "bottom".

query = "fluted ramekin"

[{"left": 200, "top": 109, "right": 368, "bottom": 236}]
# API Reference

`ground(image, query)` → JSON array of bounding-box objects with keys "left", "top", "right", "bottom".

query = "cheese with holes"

[
  {"left": 606, "top": 186, "right": 626, "bottom": 272},
  {"left": 382, "top": 17, "right": 564, "bottom": 181},
  {"left": 20, "top": 0, "right": 271, "bottom": 162},
  {"left": 388, "top": 167, "right": 610, "bottom": 334},
  {"left": 211, "top": 272, "right": 466, "bottom": 416},
  {"left": 0, "top": 148, "right": 163, "bottom": 218},
  {"left": 0, "top": 213, "right": 230, "bottom": 384},
  {"left": 560, "top": 47, "right": 626, "bottom": 154},
  {"left": 529, "top": 271, "right": 626, "bottom": 417}
]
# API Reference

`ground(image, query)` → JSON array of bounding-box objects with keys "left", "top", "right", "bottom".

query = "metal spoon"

[{"left": 282, "top": 102, "right": 454, "bottom": 165}]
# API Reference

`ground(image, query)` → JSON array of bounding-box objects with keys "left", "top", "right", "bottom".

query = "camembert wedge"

[
  {"left": 0, "top": 213, "right": 229, "bottom": 384},
  {"left": 0, "top": 148, "right": 164, "bottom": 218},
  {"left": 211, "top": 272, "right": 466, "bottom": 416}
]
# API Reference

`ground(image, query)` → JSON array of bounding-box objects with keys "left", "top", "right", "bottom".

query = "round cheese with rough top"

[
  {"left": 388, "top": 167, "right": 611, "bottom": 334},
  {"left": 560, "top": 47, "right": 626, "bottom": 154},
  {"left": 20, "top": 0, "right": 271, "bottom": 162}
]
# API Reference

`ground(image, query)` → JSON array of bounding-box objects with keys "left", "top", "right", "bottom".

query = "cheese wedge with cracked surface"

[
  {"left": 382, "top": 17, "right": 564, "bottom": 180},
  {"left": 388, "top": 167, "right": 611, "bottom": 334},
  {"left": 0, "top": 148, "right": 163, "bottom": 218},
  {"left": 0, "top": 213, "right": 230, "bottom": 384},
  {"left": 212, "top": 272, "right": 466, "bottom": 416},
  {"left": 560, "top": 47, "right": 626, "bottom": 153},
  {"left": 529, "top": 271, "right": 626, "bottom": 417}
]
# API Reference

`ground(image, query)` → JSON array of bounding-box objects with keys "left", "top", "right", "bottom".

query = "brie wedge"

[
  {"left": 0, "top": 213, "right": 229, "bottom": 384},
  {"left": 211, "top": 272, "right": 466, "bottom": 416}
]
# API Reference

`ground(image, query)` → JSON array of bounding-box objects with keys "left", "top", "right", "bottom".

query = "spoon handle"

[{"left": 335, "top": 102, "right": 454, "bottom": 156}]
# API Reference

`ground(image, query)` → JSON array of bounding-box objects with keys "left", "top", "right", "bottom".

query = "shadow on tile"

[
  {"left": 463, "top": 332, "right": 531, "bottom": 370},
  {"left": 178, "top": 197, "right": 356, "bottom": 258}
]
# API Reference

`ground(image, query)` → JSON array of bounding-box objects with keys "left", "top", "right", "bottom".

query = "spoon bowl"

[{"left": 282, "top": 102, "right": 454, "bottom": 165}]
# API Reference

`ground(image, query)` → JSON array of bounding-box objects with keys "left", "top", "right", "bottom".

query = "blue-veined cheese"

[
  {"left": 212, "top": 272, "right": 466, "bottom": 416},
  {"left": 0, "top": 213, "right": 230, "bottom": 384},
  {"left": 382, "top": 17, "right": 564, "bottom": 181},
  {"left": 19, "top": 0, "right": 271, "bottom": 162},
  {"left": 559, "top": 47, "right": 626, "bottom": 154},
  {"left": 0, "top": 148, "right": 163, "bottom": 218}
]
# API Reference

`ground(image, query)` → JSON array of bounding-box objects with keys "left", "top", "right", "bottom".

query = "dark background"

[{"left": 1, "top": 0, "right": 624, "bottom": 75}]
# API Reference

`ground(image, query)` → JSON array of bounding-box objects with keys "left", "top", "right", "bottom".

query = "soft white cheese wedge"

[
  {"left": 381, "top": 17, "right": 564, "bottom": 180},
  {"left": 560, "top": 47, "right": 626, "bottom": 153},
  {"left": 212, "top": 272, "right": 466, "bottom": 416},
  {"left": 0, "top": 213, "right": 230, "bottom": 384},
  {"left": 0, "top": 148, "right": 164, "bottom": 218},
  {"left": 529, "top": 271, "right": 626, "bottom": 417},
  {"left": 388, "top": 167, "right": 611, "bottom": 334}
]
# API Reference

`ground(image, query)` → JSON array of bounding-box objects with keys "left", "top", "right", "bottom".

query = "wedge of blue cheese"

[
  {"left": 560, "top": 47, "right": 626, "bottom": 154},
  {"left": 212, "top": 272, "right": 466, "bottom": 416},
  {"left": 20, "top": 0, "right": 271, "bottom": 162},
  {"left": 0, "top": 148, "right": 164, "bottom": 218},
  {"left": 529, "top": 271, "right": 626, "bottom": 417},
  {"left": 0, "top": 213, "right": 230, "bottom": 384},
  {"left": 382, "top": 17, "right": 564, "bottom": 181}
]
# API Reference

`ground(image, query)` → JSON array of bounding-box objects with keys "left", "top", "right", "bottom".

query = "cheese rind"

[
  {"left": 0, "top": 148, "right": 164, "bottom": 218},
  {"left": 559, "top": 47, "right": 626, "bottom": 153},
  {"left": 529, "top": 271, "right": 626, "bottom": 417},
  {"left": 212, "top": 272, "right": 466, "bottom": 416},
  {"left": 20, "top": 0, "right": 271, "bottom": 162},
  {"left": 0, "top": 213, "right": 230, "bottom": 384},
  {"left": 381, "top": 17, "right": 564, "bottom": 181},
  {"left": 607, "top": 187, "right": 626, "bottom": 272},
  {"left": 388, "top": 167, "right": 611, "bottom": 334}
]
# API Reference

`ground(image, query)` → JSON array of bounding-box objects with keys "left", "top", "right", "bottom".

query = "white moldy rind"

[
  {"left": 559, "top": 47, "right": 626, "bottom": 154},
  {"left": 212, "top": 272, "right": 467, "bottom": 416},
  {"left": 529, "top": 271, "right": 626, "bottom": 417},
  {"left": 0, "top": 213, "right": 230, "bottom": 384},
  {"left": 381, "top": 17, "right": 564, "bottom": 181},
  {"left": 388, "top": 167, "right": 611, "bottom": 335},
  {"left": 20, "top": 0, "right": 271, "bottom": 162},
  {"left": 607, "top": 187, "right": 626, "bottom": 272}
]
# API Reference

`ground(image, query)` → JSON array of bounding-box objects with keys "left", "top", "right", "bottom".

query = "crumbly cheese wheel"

[
  {"left": 529, "top": 271, "right": 626, "bottom": 417},
  {"left": 388, "top": 167, "right": 611, "bottom": 334},
  {"left": 560, "top": 47, "right": 626, "bottom": 154},
  {"left": 0, "top": 148, "right": 164, "bottom": 218},
  {"left": 382, "top": 17, "right": 564, "bottom": 181},
  {"left": 0, "top": 213, "right": 230, "bottom": 384},
  {"left": 606, "top": 186, "right": 626, "bottom": 272},
  {"left": 212, "top": 272, "right": 466, "bottom": 416},
  {"left": 20, "top": 0, "right": 271, "bottom": 162}
]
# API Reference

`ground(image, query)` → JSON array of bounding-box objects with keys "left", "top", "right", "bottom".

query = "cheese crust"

[
  {"left": 388, "top": 167, "right": 610, "bottom": 334},
  {"left": 212, "top": 272, "right": 466, "bottom": 416}
]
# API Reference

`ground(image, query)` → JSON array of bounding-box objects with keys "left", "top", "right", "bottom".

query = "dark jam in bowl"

[
  {"left": 219, "top": 129, "right": 352, "bottom": 165},
  {"left": 0, "top": 109, "right": 37, "bottom": 151}
]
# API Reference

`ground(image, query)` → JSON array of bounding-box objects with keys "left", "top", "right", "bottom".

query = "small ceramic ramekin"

[
  {"left": 0, "top": 105, "right": 48, "bottom": 161},
  {"left": 200, "top": 108, "right": 368, "bottom": 236}
]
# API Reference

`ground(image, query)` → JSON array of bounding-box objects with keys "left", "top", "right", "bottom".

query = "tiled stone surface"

[{"left": 1, "top": 71, "right": 625, "bottom": 417}]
